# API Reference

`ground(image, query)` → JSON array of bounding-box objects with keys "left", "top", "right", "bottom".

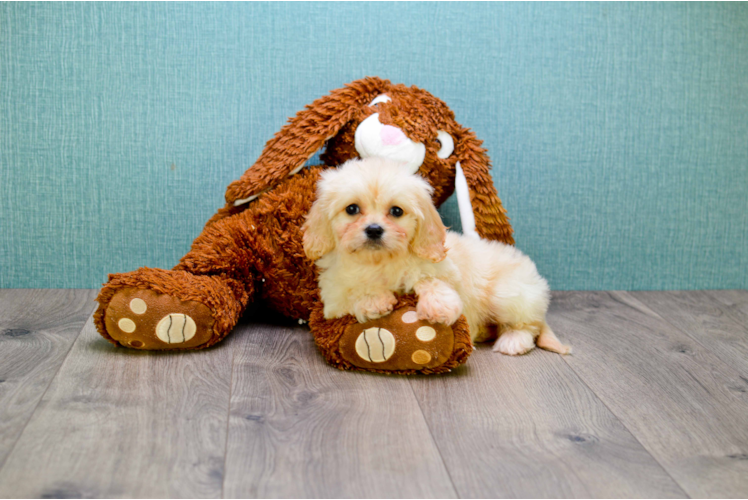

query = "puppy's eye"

[
  {"left": 345, "top": 204, "right": 360, "bottom": 215},
  {"left": 389, "top": 206, "right": 404, "bottom": 217}
]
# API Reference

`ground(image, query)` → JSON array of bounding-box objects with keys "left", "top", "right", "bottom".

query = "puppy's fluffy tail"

[{"left": 536, "top": 322, "right": 572, "bottom": 355}]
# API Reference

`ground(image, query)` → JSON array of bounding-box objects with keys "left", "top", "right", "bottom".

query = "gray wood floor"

[{"left": 0, "top": 289, "right": 747, "bottom": 499}]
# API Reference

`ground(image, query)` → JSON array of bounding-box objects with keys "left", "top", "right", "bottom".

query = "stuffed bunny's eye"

[
  {"left": 436, "top": 130, "right": 454, "bottom": 159},
  {"left": 389, "top": 206, "right": 404, "bottom": 217},
  {"left": 369, "top": 95, "right": 392, "bottom": 107},
  {"left": 346, "top": 204, "right": 360, "bottom": 215}
]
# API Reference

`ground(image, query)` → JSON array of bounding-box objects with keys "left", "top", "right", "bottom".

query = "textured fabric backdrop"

[{"left": 1, "top": 2, "right": 746, "bottom": 290}]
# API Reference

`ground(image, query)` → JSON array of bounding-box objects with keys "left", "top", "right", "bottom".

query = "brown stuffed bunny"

[{"left": 94, "top": 77, "right": 513, "bottom": 374}]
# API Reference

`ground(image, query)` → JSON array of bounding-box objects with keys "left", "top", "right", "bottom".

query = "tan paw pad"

[
  {"left": 411, "top": 350, "right": 432, "bottom": 365},
  {"left": 118, "top": 318, "right": 136, "bottom": 333},
  {"left": 156, "top": 314, "right": 197, "bottom": 344},
  {"left": 415, "top": 326, "right": 436, "bottom": 342},
  {"left": 129, "top": 298, "right": 147, "bottom": 314},
  {"left": 401, "top": 311, "right": 419, "bottom": 324},
  {"left": 355, "top": 328, "right": 396, "bottom": 363}
]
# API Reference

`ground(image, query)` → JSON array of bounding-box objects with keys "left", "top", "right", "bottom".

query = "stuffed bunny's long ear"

[
  {"left": 454, "top": 128, "right": 514, "bottom": 245},
  {"left": 226, "top": 77, "right": 391, "bottom": 207}
]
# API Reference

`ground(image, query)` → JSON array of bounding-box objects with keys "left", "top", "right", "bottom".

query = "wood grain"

[
  {"left": 706, "top": 290, "right": 748, "bottom": 332},
  {"left": 2, "top": 290, "right": 747, "bottom": 498},
  {"left": 632, "top": 290, "right": 748, "bottom": 377},
  {"left": 0, "top": 289, "right": 96, "bottom": 470},
  {"left": 222, "top": 316, "right": 457, "bottom": 499},
  {"left": 552, "top": 291, "right": 748, "bottom": 498},
  {"left": 409, "top": 345, "right": 686, "bottom": 498},
  {"left": 0, "top": 314, "right": 233, "bottom": 499}
]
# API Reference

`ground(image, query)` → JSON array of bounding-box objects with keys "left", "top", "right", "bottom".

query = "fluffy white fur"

[{"left": 303, "top": 157, "right": 570, "bottom": 356}]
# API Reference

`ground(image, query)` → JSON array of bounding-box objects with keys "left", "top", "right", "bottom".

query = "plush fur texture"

[
  {"left": 305, "top": 158, "right": 570, "bottom": 356},
  {"left": 94, "top": 77, "right": 515, "bottom": 373}
]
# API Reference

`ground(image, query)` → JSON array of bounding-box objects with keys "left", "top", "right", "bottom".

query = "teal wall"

[{"left": 1, "top": 2, "right": 746, "bottom": 290}]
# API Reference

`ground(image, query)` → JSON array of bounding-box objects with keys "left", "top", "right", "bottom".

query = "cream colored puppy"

[{"left": 303, "top": 157, "right": 570, "bottom": 356}]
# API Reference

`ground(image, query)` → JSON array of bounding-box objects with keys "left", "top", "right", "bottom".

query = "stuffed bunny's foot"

[
  {"left": 311, "top": 294, "right": 473, "bottom": 375},
  {"left": 102, "top": 288, "right": 217, "bottom": 350},
  {"left": 95, "top": 268, "right": 249, "bottom": 350}
]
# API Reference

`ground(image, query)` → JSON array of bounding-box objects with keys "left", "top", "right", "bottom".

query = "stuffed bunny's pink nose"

[{"left": 380, "top": 125, "right": 406, "bottom": 146}]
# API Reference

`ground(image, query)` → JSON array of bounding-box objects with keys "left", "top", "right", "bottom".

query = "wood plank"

[
  {"left": 409, "top": 344, "right": 686, "bottom": 498},
  {"left": 0, "top": 314, "right": 233, "bottom": 499},
  {"left": 706, "top": 290, "right": 748, "bottom": 332},
  {"left": 632, "top": 290, "right": 748, "bottom": 377},
  {"left": 0, "top": 289, "right": 97, "bottom": 470},
  {"left": 551, "top": 291, "right": 748, "bottom": 498},
  {"left": 222, "top": 316, "right": 457, "bottom": 498}
]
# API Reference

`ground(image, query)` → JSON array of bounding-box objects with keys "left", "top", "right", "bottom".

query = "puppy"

[{"left": 302, "top": 157, "right": 570, "bottom": 356}]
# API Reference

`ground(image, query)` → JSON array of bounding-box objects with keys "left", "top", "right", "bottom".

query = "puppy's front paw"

[
  {"left": 354, "top": 294, "right": 398, "bottom": 323},
  {"left": 416, "top": 288, "right": 462, "bottom": 325},
  {"left": 493, "top": 329, "right": 535, "bottom": 356}
]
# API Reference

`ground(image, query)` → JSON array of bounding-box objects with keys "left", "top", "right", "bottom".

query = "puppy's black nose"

[{"left": 365, "top": 224, "right": 384, "bottom": 240}]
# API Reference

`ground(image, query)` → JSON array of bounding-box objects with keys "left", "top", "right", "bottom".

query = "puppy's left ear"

[
  {"left": 411, "top": 189, "right": 448, "bottom": 263},
  {"left": 302, "top": 196, "right": 335, "bottom": 261}
]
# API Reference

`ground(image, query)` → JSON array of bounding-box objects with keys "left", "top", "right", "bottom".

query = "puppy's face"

[
  {"left": 303, "top": 157, "right": 447, "bottom": 264},
  {"left": 330, "top": 186, "right": 418, "bottom": 260}
]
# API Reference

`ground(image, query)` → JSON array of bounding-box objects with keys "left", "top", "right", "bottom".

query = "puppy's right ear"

[
  {"left": 302, "top": 196, "right": 335, "bottom": 261},
  {"left": 226, "top": 77, "right": 391, "bottom": 208}
]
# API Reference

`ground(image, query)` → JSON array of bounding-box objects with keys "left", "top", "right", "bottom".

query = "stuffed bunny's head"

[{"left": 226, "top": 77, "right": 513, "bottom": 244}]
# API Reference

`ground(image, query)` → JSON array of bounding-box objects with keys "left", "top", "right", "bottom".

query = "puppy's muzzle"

[{"left": 365, "top": 224, "right": 384, "bottom": 240}]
